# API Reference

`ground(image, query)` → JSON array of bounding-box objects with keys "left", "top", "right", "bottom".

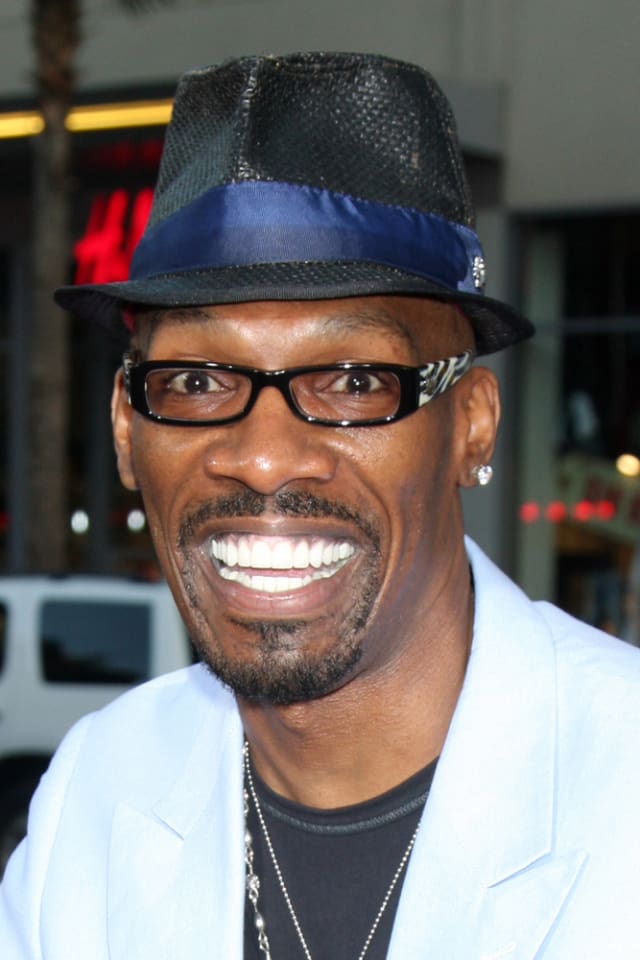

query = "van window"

[{"left": 39, "top": 600, "right": 151, "bottom": 684}]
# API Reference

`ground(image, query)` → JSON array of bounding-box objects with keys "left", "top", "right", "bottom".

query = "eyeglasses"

[{"left": 122, "top": 349, "right": 474, "bottom": 427}]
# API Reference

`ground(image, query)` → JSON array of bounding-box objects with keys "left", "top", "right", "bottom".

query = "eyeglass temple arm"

[
  {"left": 418, "top": 350, "right": 474, "bottom": 406},
  {"left": 121, "top": 352, "right": 140, "bottom": 400}
]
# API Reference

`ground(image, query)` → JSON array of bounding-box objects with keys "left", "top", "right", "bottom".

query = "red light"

[
  {"left": 573, "top": 500, "right": 595, "bottom": 522},
  {"left": 74, "top": 190, "right": 129, "bottom": 284},
  {"left": 519, "top": 502, "right": 540, "bottom": 523},
  {"left": 74, "top": 187, "right": 153, "bottom": 285},
  {"left": 80, "top": 139, "right": 163, "bottom": 173},
  {"left": 596, "top": 500, "right": 616, "bottom": 521},
  {"left": 545, "top": 501, "right": 567, "bottom": 523}
]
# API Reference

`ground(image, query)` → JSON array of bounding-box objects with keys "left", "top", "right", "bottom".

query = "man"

[{"left": 2, "top": 52, "right": 640, "bottom": 959}]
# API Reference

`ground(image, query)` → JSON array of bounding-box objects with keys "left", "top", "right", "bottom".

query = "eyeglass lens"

[{"left": 143, "top": 366, "right": 403, "bottom": 423}]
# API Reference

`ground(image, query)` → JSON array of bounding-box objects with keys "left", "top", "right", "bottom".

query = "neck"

[{"left": 239, "top": 553, "right": 473, "bottom": 809}]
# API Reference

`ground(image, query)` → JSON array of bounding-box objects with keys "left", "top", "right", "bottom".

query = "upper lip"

[{"left": 191, "top": 512, "right": 362, "bottom": 544}]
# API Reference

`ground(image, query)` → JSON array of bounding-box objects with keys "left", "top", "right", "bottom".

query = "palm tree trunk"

[{"left": 28, "top": 0, "right": 80, "bottom": 571}]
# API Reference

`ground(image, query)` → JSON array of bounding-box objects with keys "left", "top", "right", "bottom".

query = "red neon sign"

[{"left": 74, "top": 187, "right": 153, "bottom": 285}]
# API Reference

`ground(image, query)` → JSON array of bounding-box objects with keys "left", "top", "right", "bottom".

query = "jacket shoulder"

[{"left": 536, "top": 599, "right": 640, "bottom": 701}]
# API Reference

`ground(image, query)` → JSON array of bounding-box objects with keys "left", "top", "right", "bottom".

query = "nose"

[{"left": 202, "top": 385, "right": 339, "bottom": 494}]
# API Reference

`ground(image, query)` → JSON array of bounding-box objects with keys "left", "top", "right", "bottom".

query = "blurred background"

[
  {"left": 0, "top": 0, "right": 639, "bottom": 872},
  {"left": 0, "top": 0, "right": 639, "bottom": 627}
]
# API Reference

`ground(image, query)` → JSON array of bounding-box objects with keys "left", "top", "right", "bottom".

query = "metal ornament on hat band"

[
  {"left": 243, "top": 741, "right": 421, "bottom": 960},
  {"left": 472, "top": 255, "right": 486, "bottom": 292}
]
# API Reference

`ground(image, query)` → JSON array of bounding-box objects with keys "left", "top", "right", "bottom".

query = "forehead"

[{"left": 133, "top": 296, "right": 474, "bottom": 360}]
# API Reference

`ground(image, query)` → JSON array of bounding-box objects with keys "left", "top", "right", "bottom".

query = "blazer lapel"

[
  {"left": 107, "top": 688, "right": 245, "bottom": 960},
  {"left": 388, "top": 541, "right": 586, "bottom": 959}
]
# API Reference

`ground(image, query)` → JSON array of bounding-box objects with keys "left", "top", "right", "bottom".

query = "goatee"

[{"left": 179, "top": 490, "right": 382, "bottom": 705}]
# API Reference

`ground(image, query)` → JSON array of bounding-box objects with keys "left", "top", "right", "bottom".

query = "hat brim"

[{"left": 55, "top": 260, "right": 533, "bottom": 356}]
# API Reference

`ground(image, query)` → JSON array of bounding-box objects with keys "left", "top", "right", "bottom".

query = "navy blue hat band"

[{"left": 130, "top": 181, "right": 485, "bottom": 297}]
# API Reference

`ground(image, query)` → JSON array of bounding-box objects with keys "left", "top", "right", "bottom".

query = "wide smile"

[{"left": 210, "top": 534, "right": 356, "bottom": 595}]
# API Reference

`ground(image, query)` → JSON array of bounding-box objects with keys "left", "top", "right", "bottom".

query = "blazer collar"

[
  {"left": 107, "top": 671, "right": 246, "bottom": 960},
  {"left": 388, "top": 539, "right": 586, "bottom": 959}
]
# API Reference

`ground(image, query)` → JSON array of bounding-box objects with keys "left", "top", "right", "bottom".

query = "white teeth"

[
  {"left": 218, "top": 568, "right": 317, "bottom": 593},
  {"left": 252, "top": 541, "right": 271, "bottom": 569},
  {"left": 293, "top": 541, "right": 310, "bottom": 568},
  {"left": 309, "top": 541, "right": 324, "bottom": 569},
  {"left": 272, "top": 541, "right": 294, "bottom": 569},
  {"left": 210, "top": 534, "right": 355, "bottom": 595},
  {"left": 238, "top": 537, "right": 252, "bottom": 567}
]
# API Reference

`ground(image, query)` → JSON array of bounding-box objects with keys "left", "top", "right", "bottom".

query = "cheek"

[
  {"left": 128, "top": 423, "right": 200, "bottom": 551},
  {"left": 130, "top": 419, "right": 205, "bottom": 488},
  {"left": 357, "top": 409, "right": 454, "bottom": 494},
  {"left": 368, "top": 414, "right": 458, "bottom": 552}
]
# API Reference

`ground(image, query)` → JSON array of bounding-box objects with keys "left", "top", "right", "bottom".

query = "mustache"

[{"left": 178, "top": 490, "right": 380, "bottom": 550}]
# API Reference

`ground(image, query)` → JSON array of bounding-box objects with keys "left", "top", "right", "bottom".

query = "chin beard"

[
  {"left": 191, "top": 619, "right": 366, "bottom": 705},
  {"left": 178, "top": 489, "right": 382, "bottom": 706},
  {"left": 187, "top": 546, "right": 380, "bottom": 705}
]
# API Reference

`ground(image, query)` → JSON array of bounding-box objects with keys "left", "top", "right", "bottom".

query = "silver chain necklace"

[{"left": 243, "top": 741, "right": 420, "bottom": 960}]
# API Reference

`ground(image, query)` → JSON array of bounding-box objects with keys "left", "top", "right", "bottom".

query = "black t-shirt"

[{"left": 244, "top": 756, "right": 438, "bottom": 959}]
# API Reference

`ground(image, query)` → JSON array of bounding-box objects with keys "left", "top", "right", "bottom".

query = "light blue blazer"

[{"left": 2, "top": 538, "right": 640, "bottom": 958}]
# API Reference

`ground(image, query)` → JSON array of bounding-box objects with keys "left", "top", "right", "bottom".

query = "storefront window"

[{"left": 519, "top": 213, "right": 640, "bottom": 644}]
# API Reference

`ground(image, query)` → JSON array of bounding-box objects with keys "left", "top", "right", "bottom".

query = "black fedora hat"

[{"left": 55, "top": 52, "right": 533, "bottom": 355}]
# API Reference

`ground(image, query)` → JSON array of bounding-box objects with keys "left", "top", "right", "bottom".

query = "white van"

[{"left": 0, "top": 576, "right": 193, "bottom": 874}]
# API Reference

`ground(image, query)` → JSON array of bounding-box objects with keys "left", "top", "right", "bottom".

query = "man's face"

[{"left": 113, "top": 296, "right": 494, "bottom": 705}]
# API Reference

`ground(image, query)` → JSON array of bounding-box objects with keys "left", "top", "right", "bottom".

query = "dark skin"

[{"left": 112, "top": 296, "right": 500, "bottom": 809}]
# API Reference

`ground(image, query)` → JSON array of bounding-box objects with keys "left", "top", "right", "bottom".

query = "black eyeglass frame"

[{"left": 122, "top": 349, "right": 474, "bottom": 428}]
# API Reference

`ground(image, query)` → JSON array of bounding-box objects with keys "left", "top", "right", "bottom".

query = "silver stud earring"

[{"left": 471, "top": 464, "right": 493, "bottom": 487}]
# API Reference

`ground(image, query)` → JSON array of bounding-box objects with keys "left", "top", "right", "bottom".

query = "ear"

[
  {"left": 111, "top": 368, "right": 139, "bottom": 491},
  {"left": 454, "top": 366, "right": 501, "bottom": 489}
]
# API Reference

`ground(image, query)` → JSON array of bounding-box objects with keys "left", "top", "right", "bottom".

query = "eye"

[
  {"left": 163, "top": 369, "right": 226, "bottom": 395},
  {"left": 327, "top": 370, "right": 391, "bottom": 395}
]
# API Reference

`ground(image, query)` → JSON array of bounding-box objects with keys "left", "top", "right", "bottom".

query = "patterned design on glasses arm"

[{"left": 418, "top": 350, "right": 474, "bottom": 406}]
